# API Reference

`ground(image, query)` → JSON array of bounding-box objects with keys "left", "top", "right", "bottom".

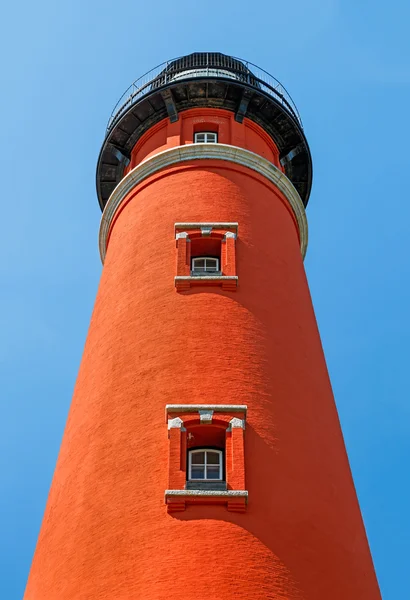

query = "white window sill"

[
  {"left": 175, "top": 276, "right": 238, "bottom": 292},
  {"left": 175, "top": 276, "right": 238, "bottom": 282},
  {"left": 165, "top": 488, "right": 248, "bottom": 512},
  {"left": 165, "top": 490, "right": 248, "bottom": 498}
]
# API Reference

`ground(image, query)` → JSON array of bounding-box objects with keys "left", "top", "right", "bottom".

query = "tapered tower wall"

[{"left": 24, "top": 55, "right": 381, "bottom": 600}]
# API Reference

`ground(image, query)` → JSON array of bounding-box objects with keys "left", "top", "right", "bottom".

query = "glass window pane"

[
  {"left": 191, "top": 451, "right": 205, "bottom": 464},
  {"left": 205, "top": 259, "right": 217, "bottom": 271},
  {"left": 195, "top": 132, "right": 217, "bottom": 143},
  {"left": 191, "top": 466, "right": 205, "bottom": 479},
  {"left": 206, "top": 451, "right": 220, "bottom": 465},
  {"left": 206, "top": 466, "right": 221, "bottom": 479},
  {"left": 193, "top": 259, "right": 205, "bottom": 268}
]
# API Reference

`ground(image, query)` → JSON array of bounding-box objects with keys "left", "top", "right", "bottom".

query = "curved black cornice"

[{"left": 96, "top": 52, "right": 312, "bottom": 210}]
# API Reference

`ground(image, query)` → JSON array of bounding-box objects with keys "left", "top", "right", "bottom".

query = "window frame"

[
  {"left": 188, "top": 448, "right": 223, "bottom": 481},
  {"left": 174, "top": 223, "right": 238, "bottom": 292},
  {"left": 191, "top": 256, "right": 220, "bottom": 275},
  {"left": 194, "top": 131, "right": 218, "bottom": 144}
]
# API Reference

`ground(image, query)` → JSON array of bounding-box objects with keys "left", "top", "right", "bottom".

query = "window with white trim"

[
  {"left": 194, "top": 131, "right": 218, "bottom": 143},
  {"left": 188, "top": 449, "right": 223, "bottom": 481},
  {"left": 191, "top": 256, "right": 219, "bottom": 275}
]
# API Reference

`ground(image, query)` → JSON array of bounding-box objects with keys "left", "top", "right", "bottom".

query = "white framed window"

[
  {"left": 188, "top": 449, "right": 223, "bottom": 481},
  {"left": 194, "top": 131, "right": 218, "bottom": 143},
  {"left": 191, "top": 256, "right": 219, "bottom": 274}
]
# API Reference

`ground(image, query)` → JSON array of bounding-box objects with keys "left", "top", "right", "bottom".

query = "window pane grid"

[
  {"left": 192, "top": 257, "right": 219, "bottom": 275},
  {"left": 189, "top": 449, "right": 222, "bottom": 481},
  {"left": 206, "top": 466, "right": 220, "bottom": 479},
  {"left": 207, "top": 452, "right": 220, "bottom": 464},
  {"left": 191, "top": 451, "right": 205, "bottom": 464},
  {"left": 194, "top": 132, "right": 218, "bottom": 143}
]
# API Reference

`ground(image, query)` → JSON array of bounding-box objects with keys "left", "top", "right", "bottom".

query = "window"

[
  {"left": 194, "top": 131, "right": 218, "bottom": 143},
  {"left": 188, "top": 449, "right": 223, "bottom": 481},
  {"left": 174, "top": 223, "right": 238, "bottom": 291},
  {"left": 165, "top": 404, "right": 247, "bottom": 512},
  {"left": 191, "top": 256, "right": 219, "bottom": 275}
]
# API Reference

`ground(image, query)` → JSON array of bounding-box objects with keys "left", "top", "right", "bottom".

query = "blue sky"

[{"left": 1, "top": 0, "right": 409, "bottom": 597}]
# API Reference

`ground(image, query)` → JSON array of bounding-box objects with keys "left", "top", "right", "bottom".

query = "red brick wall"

[
  {"left": 124, "top": 107, "right": 282, "bottom": 174},
  {"left": 24, "top": 153, "right": 380, "bottom": 598}
]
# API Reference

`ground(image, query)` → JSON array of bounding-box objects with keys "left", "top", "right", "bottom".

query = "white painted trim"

[
  {"left": 175, "top": 275, "right": 238, "bottom": 282},
  {"left": 175, "top": 231, "right": 189, "bottom": 240},
  {"left": 194, "top": 131, "right": 218, "bottom": 144},
  {"left": 167, "top": 417, "right": 185, "bottom": 430},
  {"left": 228, "top": 417, "right": 245, "bottom": 430},
  {"left": 191, "top": 256, "right": 220, "bottom": 274},
  {"left": 166, "top": 404, "right": 247, "bottom": 414},
  {"left": 198, "top": 409, "right": 214, "bottom": 424},
  {"left": 175, "top": 222, "right": 238, "bottom": 231},
  {"left": 165, "top": 489, "right": 248, "bottom": 498},
  {"left": 99, "top": 144, "right": 308, "bottom": 262},
  {"left": 188, "top": 449, "right": 223, "bottom": 481}
]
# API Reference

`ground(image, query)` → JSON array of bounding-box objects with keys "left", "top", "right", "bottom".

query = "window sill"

[
  {"left": 165, "top": 489, "right": 248, "bottom": 513},
  {"left": 175, "top": 275, "right": 238, "bottom": 292}
]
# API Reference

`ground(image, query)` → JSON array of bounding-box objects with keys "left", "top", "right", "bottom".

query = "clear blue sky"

[{"left": 1, "top": 1, "right": 409, "bottom": 597}]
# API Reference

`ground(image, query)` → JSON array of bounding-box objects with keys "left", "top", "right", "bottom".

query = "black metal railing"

[{"left": 106, "top": 53, "right": 302, "bottom": 134}]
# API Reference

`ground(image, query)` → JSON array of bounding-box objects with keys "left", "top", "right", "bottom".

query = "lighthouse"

[{"left": 24, "top": 52, "right": 381, "bottom": 599}]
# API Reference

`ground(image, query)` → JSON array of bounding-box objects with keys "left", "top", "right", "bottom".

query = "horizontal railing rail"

[{"left": 106, "top": 54, "right": 302, "bottom": 134}]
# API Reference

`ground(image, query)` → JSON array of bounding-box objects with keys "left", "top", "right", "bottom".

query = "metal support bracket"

[
  {"left": 280, "top": 143, "right": 305, "bottom": 167},
  {"left": 108, "top": 144, "right": 131, "bottom": 167},
  {"left": 161, "top": 89, "right": 179, "bottom": 122},
  {"left": 235, "top": 88, "right": 253, "bottom": 123}
]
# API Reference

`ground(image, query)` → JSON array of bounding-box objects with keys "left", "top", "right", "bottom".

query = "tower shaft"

[{"left": 24, "top": 54, "right": 381, "bottom": 600}]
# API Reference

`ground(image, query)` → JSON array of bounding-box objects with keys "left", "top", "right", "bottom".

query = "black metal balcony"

[{"left": 96, "top": 52, "right": 312, "bottom": 210}]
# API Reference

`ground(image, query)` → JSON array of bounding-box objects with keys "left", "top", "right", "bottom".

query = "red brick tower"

[{"left": 24, "top": 53, "right": 381, "bottom": 599}]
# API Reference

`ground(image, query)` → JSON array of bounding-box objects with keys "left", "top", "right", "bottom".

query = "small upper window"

[
  {"left": 188, "top": 449, "right": 223, "bottom": 481},
  {"left": 194, "top": 132, "right": 218, "bottom": 144},
  {"left": 192, "top": 257, "right": 219, "bottom": 275}
]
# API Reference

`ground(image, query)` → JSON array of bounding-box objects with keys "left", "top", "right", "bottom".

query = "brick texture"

[{"left": 24, "top": 128, "right": 381, "bottom": 598}]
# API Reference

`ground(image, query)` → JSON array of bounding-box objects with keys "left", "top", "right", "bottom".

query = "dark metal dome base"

[{"left": 97, "top": 55, "right": 312, "bottom": 210}]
